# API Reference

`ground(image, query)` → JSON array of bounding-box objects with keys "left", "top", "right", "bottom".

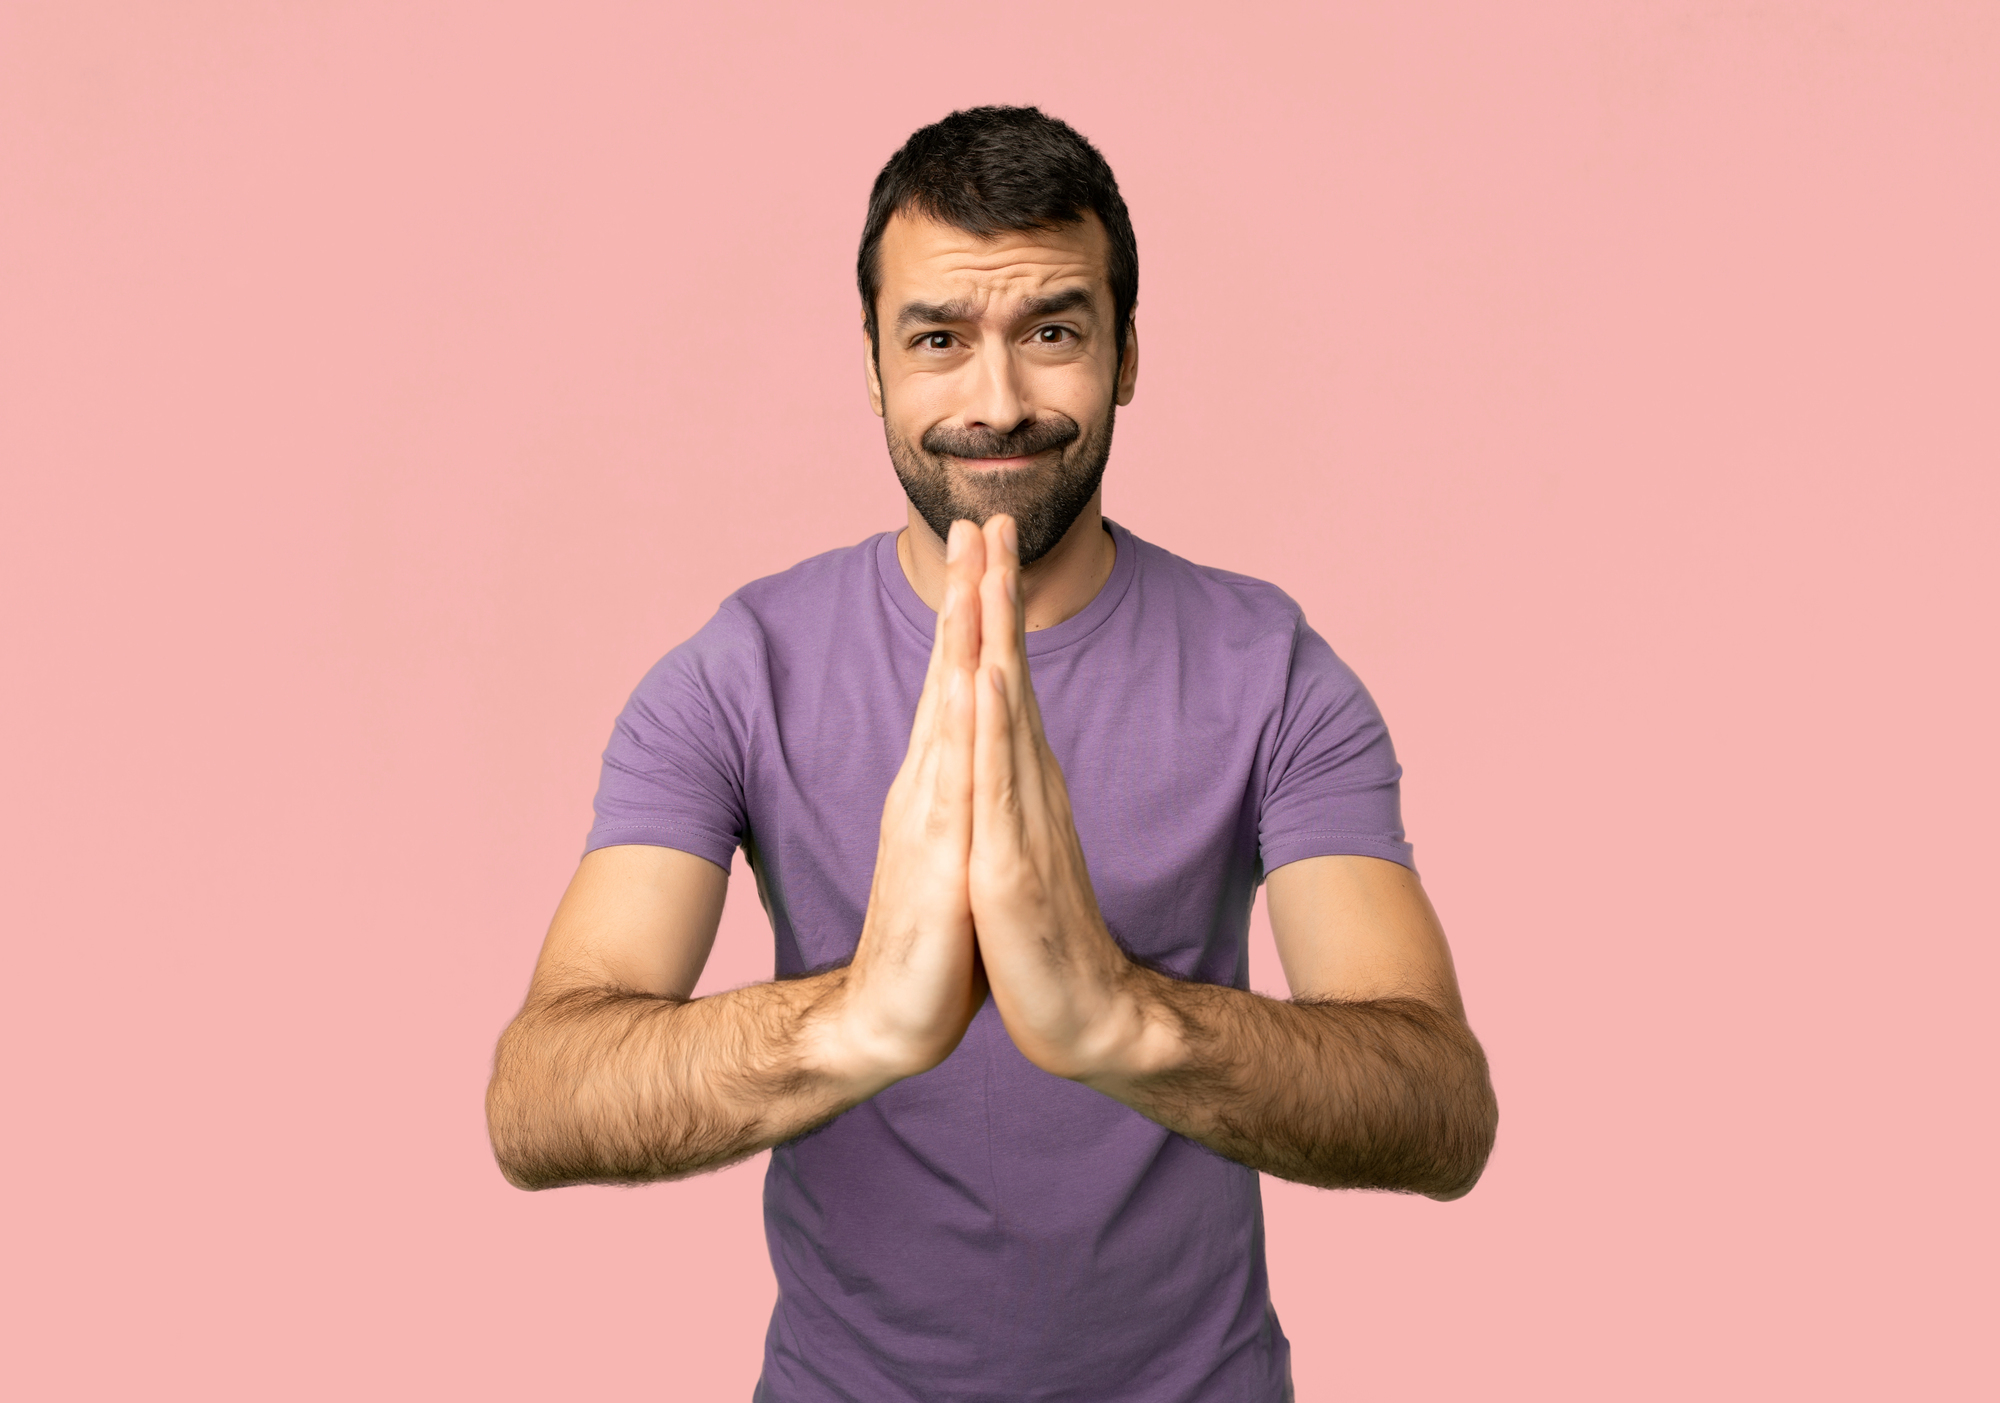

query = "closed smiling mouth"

[{"left": 954, "top": 454, "right": 1040, "bottom": 470}]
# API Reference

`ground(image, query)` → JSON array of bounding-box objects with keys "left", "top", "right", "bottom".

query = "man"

[{"left": 487, "top": 106, "right": 1496, "bottom": 1401}]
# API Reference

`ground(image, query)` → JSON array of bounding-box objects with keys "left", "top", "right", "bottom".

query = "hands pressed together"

[
  {"left": 840, "top": 515, "right": 1159, "bottom": 1090},
  {"left": 495, "top": 512, "right": 1493, "bottom": 1196}
]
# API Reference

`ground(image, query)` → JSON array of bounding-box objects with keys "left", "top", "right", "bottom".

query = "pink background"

[{"left": 4, "top": 3, "right": 1994, "bottom": 1398}]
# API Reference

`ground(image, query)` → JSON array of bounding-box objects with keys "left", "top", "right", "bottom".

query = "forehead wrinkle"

[
  {"left": 877, "top": 216, "right": 1112, "bottom": 333},
  {"left": 901, "top": 232, "right": 1097, "bottom": 278},
  {"left": 893, "top": 264, "right": 1101, "bottom": 331}
]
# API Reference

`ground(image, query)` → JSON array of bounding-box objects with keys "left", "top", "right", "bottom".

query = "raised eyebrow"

[
  {"left": 1016, "top": 288, "right": 1096, "bottom": 321},
  {"left": 894, "top": 288, "right": 1098, "bottom": 334},
  {"left": 894, "top": 299, "right": 979, "bottom": 332}
]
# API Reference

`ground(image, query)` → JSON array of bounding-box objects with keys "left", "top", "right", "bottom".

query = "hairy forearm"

[
  {"left": 485, "top": 971, "right": 875, "bottom": 1190},
  {"left": 1094, "top": 976, "right": 1498, "bottom": 1199}
]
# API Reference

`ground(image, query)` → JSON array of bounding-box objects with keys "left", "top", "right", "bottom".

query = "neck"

[{"left": 897, "top": 495, "right": 1116, "bottom": 631}]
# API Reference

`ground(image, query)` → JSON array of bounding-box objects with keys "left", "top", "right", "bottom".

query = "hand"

[
  {"left": 838, "top": 519, "right": 991, "bottom": 1082},
  {"left": 968, "top": 516, "right": 1150, "bottom": 1082}
]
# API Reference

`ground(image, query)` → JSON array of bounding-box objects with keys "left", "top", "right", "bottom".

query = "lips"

[{"left": 922, "top": 415, "right": 1081, "bottom": 463}]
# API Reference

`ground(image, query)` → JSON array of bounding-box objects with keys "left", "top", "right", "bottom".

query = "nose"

[{"left": 962, "top": 337, "right": 1029, "bottom": 436}]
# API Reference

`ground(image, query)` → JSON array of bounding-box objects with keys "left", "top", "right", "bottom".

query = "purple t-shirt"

[{"left": 588, "top": 520, "right": 1411, "bottom": 1402}]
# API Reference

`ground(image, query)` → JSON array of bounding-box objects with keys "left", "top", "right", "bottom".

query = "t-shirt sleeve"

[
  {"left": 582, "top": 604, "right": 753, "bottom": 872},
  {"left": 1257, "top": 619, "right": 1416, "bottom": 875}
]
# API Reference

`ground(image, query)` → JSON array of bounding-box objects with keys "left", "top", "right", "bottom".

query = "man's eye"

[
  {"left": 1035, "top": 327, "right": 1073, "bottom": 343},
  {"left": 921, "top": 333, "right": 953, "bottom": 350}
]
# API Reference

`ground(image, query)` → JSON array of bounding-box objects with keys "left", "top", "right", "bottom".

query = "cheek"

[
  {"left": 1027, "top": 358, "right": 1116, "bottom": 419},
  {"left": 882, "top": 362, "right": 962, "bottom": 426}
]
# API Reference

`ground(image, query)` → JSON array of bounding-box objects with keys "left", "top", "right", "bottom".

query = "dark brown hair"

[{"left": 858, "top": 106, "right": 1138, "bottom": 363}]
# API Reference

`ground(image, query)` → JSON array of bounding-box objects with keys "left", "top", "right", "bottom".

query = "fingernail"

[
  {"left": 946, "top": 521, "right": 965, "bottom": 561},
  {"left": 1000, "top": 518, "right": 1018, "bottom": 557}
]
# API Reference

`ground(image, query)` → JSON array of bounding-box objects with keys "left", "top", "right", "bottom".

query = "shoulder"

[
  {"left": 1119, "top": 524, "right": 1309, "bottom": 650},
  {"left": 728, "top": 533, "right": 892, "bottom": 625},
  {"left": 1117, "top": 524, "right": 1374, "bottom": 710},
  {"left": 678, "top": 532, "right": 895, "bottom": 655},
  {"left": 633, "top": 532, "right": 895, "bottom": 702}
]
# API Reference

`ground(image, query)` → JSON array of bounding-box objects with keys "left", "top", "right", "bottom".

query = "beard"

[{"left": 885, "top": 403, "right": 1116, "bottom": 568}]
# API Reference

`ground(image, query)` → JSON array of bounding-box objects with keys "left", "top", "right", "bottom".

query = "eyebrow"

[
  {"left": 893, "top": 286, "right": 1098, "bottom": 333},
  {"left": 894, "top": 299, "right": 978, "bottom": 331},
  {"left": 1019, "top": 287, "right": 1095, "bottom": 320}
]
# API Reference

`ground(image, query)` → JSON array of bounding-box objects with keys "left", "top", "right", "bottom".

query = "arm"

[
  {"left": 1087, "top": 857, "right": 1495, "bottom": 1200},
  {"left": 487, "top": 523, "right": 995, "bottom": 1190},
  {"left": 964, "top": 516, "right": 1496, "bottom": 1200},
  {"left": 485, "top": 844, "right": 881, "bottom": 1190}
]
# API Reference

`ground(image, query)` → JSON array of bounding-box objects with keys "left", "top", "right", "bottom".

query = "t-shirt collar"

[{"left": 875, "top": 517, "right": 1139, "bottom": 658}]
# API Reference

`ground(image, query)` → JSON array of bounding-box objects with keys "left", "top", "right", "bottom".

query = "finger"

[
  {"left": 978, "top": 515, "right": 1037, "bottom": 723},
  {"left": 993, "top": 515, "right": 1055, "bottom": 743},
  {"left": 977, "top": 515, "right": 1021, "bottom": 680},
  {"left": 974, "top": 659, "right": 1020, "bottom": 855},
  {"left": 975, "top": 516, "right": 1052, "bottom": 821},
  {"left": 908, "top": 521, "right": 979, "bottom": 754},
  {"left": 934, "top": 664, "right": 975, "bottom": 850},
  {"left": 943, "top": 519, "right": 984, "bottom": 680},
  {"left": 998, "top": 515, "right": 1027, "bottom": 646}
]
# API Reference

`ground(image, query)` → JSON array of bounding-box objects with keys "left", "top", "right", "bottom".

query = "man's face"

[{"left": 866, "top": 211, "right": 1138, "bottom": 567}]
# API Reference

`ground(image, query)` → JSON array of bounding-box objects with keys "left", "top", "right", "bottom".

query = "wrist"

[
  {"left": 803, "top": 967, "right": 949, "bottom": 1095},
  {"left": 1064, "top": 965, "right": 1191, "bottom": 1089}
]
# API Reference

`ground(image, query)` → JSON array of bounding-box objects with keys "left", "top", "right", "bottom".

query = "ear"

[
  {"left": 863, "top": 316, "right": 885, "bottom": 418},
  {"left": 1114, "top": 318, "right": 1139, "bottom": 407}
]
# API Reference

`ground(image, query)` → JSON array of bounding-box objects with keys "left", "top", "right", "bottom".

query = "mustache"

[{"left": 921, "top": 416, "right": 1080, "bottom": 462}]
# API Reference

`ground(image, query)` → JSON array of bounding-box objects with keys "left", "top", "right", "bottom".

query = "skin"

[
  {"left": 486, "top": 212, "right": 1497, "bottom": 1199},
  {"left": 867, "top": 212, "right": 1133, "bottom": 631}
]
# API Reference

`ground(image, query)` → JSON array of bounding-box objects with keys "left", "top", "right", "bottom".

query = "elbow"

[
  {"left": 483, "top": 1051, "right": 666, "bottom": 1192},
  {"left": 486, "top": 1093, "right": 552, "bottom": 1191},
  {"left": 489, "top": 1121, "right": 559, "bottom": 1192},
  {"left": 1423, "top": 1061, "right": 1498, "bottom": 1202},
  {"left": 496, "top": 1159, "right": 563, "bottom": 1193},
  {"left": 1422, "top": 1141, "right": 1493, "bottom": 1202},
  {"left": 488, "top": 1110, "right": 582, "bottom": 1192},
  {"left": 484, "top": 1048, "right": 569, "bottom": 1192},
  {"left": 494, "top": 1156, "right": 546, "bottom": 1192}
]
